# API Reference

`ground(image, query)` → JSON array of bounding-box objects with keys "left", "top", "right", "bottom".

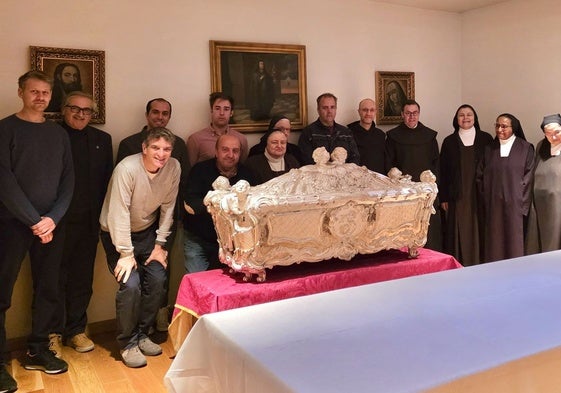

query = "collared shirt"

[{"left": 186, "top": 125, "right": 249, "bottom": 167}]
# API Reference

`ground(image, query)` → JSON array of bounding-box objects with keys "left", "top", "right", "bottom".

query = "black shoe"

[
  {"left": 23, "top": 350, "right": 68, "bottom": 374},
  {"left": 0, "top": 364, "right": 17, "bottom": 393}
]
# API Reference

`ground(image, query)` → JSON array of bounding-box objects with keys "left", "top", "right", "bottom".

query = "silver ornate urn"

[{"left": 204, "top": 147, "right": 437, "bottom": 282}]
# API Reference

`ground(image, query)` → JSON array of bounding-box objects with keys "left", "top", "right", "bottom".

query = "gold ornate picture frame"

[
  {"left": 375, "top": 71, "right": 415, "bottom": 125},
  {"left": 210, "top": 40, "right": 307, "bottom": 133},
  {"left": 30, "top": 46, "right": 106, "bottom": 124}
]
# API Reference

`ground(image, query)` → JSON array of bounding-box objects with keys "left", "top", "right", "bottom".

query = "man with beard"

[
  {"left": 347, "top": 98, "right": 386, "bottom": 173},
  {"left": 183, "top": 134, "right": 254, "bottom": 273},
  {"left": 249, "top": 60, "right": 275, "bottom": 120},
  {"left": 46, "top": 63, "right": 83, "bottom": 112},
  {"left": 99, "top": 127, "right": 180, "bottom": 368},
  {"left": 0, "top": 71, "right": 74, "bottom": 392},
  {"left": 385, "top": 99, "right": 442, "bottom": 251}
]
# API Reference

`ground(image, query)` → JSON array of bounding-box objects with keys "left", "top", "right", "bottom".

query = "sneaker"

[
  {"left": 138, "top": 336, "right": 162, "bottom": 356},
  {"left": 48, "top": 333, "right": 63, "bottom": 359},
  {"left": 24, "top": 349, "right": 68, "bottom": 374},
  {"left": 156, "top": 306, "right": 170, "bottom": 332},
  {"left": 67, "top": 333, "right": 95, "bottom": 353},
  {"left": 120, "top": 346, "right": 146, "bottom": 368},
  {"left": 0, "top": 365, "right": 17, "bottom": 393}
]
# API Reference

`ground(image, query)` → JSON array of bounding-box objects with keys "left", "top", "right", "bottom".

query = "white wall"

[
  {"left": 1, "top": 0, "right": 462, "bottom": 339},
  {"left": 462, "top": 0, "right": 561, "bottom": 146}
]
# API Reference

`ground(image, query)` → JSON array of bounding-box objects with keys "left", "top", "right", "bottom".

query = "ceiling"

[{"left": 373, "top": 0, "right": 508, "bottom": 13}]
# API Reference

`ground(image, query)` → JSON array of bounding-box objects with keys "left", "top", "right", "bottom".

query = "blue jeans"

[
  {"left": 183, "top": 230, "right": 220, "bottom": 273},
  {"left": 100, "top": 227, "right": 166, "bottom": 350}
]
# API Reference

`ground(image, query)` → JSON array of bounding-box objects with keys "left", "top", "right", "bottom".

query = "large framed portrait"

[
  {"left": 30, "top": 46, "right": 106, "bottom": 124},
  {"left": 375, "top": 71, "right": 415, "bottom": 125},
  {"left": 210, "top": 40, "right": 307, "bottom": 133}
]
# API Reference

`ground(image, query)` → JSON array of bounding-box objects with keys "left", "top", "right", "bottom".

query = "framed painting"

[
  {"left": 30, "top": 46, "right": 105, "bottom": 124},
  {"left": 375, "top": 71, "right": 415, "bottom": 125},
  {"left": 210, "top": 40, "right": 307, "bottom": 133}
]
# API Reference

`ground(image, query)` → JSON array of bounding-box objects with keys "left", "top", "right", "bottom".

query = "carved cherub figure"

[
  {"left": 330, "top": 147, "right": 348, "bottom": 165},
  {"left": 387, "top": 167, "right": 411, "bottom": 182},
  {"left": 220, "top": 180, "right": 250, "bottom": 214},
  {"left": 212, "top": 175, "right": 231, "bottom": 191},
  {"left": 312, "top": 147, "right": 330, "bottom": 165}
]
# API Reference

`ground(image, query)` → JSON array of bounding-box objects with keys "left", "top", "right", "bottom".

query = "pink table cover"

[{"left": 174, "top": 248, "right": 461, "bottom": 317}]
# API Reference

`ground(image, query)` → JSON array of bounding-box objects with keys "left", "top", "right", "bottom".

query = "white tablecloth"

[{"left": 165, "top": 251, "right": 561, "bottom": 393}]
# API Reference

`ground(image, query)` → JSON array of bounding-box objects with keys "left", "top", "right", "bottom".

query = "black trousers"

[
  {"left": 56, "top": 215, "right": 99, "bottom": 338},
  {"left": 0, "top": 217, "right": 65, "bottom": 361}
]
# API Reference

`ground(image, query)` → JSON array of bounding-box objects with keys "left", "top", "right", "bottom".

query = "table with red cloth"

[{"left": 168, "top": 248, "right": 461, "bottom": 351}]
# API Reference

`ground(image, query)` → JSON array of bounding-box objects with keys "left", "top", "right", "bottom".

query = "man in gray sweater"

[{"left": 100, "top": 127, "right": 180, "bottom": 368}]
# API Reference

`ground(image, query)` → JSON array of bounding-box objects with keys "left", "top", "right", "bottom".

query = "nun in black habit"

[
  {"left": 475, "top": 113, "right": 534, "bottom": 263},
  {"left": 440, "top": 104, "right": 493, "bottom": 266}
]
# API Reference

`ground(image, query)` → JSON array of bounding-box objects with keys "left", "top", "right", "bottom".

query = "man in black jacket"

[
  {"left": 51, "top": 91, "right": 113, "bottom": 356},
  {"left": 183, "top": 135, "right": 254, "bottom": 273},
  {"left": 299, "top": 93, "right": 360, "bottom": 165},
  {"left": 347, "top": 98, "right": 386, "bottom": 173}
]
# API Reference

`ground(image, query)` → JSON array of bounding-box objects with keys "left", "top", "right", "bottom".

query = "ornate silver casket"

[{"left": 204, "top": 147, "right": 437, "bottom": 282}]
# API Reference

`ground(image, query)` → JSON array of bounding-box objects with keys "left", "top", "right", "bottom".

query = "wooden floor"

[{"left": 5, "top": 331, "right": 173, "bottom": 393}]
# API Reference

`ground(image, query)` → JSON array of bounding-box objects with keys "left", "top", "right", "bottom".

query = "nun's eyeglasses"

[
  {"left": 494, "top": 123, "right": 511, "bottom": 130},
  {"left": 545, "top": 129, "right": 561, "bottom": 137}
]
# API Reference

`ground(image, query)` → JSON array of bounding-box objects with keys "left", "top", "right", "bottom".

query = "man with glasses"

[
  {"left": 50, "top": 92, "right": 113, "bottom": 357},
  {"left": 347, "top": 98, "right": 386, "bottom": 173},
  {"left": 385, "top": 99, "right": 442, "bottom": 251}
]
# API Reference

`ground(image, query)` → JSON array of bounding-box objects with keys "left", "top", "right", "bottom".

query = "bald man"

[
  {"left": 182, "top": 135, "right": 254, "bottom": 273},
  {"left": 347, "top": 98, "right": 386, "bottom": 173}
]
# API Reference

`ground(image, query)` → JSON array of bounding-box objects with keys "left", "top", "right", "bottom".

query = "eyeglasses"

[
  {"left": 65, "top": 105, "right": 93, "bottom": 116},
  {"left": 404, "top": 111, "right": 419, "bottom": 117},
  {"left": 545, "top": 129, "right": 561, "bottom": 137},
  {"left": 494, "top": 123, "right": 512, "bottom": 130}
]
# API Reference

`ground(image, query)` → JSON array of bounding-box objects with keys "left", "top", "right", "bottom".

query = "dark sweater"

[
  {"left": 0, "top": 114, "right": 74, "bottom": 226},
  {"left": 183, "top": 158, "right": 254, "bottom": 241}
]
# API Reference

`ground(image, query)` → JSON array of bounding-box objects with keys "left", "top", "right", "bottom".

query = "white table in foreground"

[{"left": 165, "top": 251, "right": 561, "bottom": 393}]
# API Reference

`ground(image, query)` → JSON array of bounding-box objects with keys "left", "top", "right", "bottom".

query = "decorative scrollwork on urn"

[{"left": 204, "top": 148, "right": 437, "bottom": 281}]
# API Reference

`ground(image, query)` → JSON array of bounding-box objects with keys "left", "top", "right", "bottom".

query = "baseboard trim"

[{"left": 6, "top": 319, "right": 117, "bottom": 351}]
